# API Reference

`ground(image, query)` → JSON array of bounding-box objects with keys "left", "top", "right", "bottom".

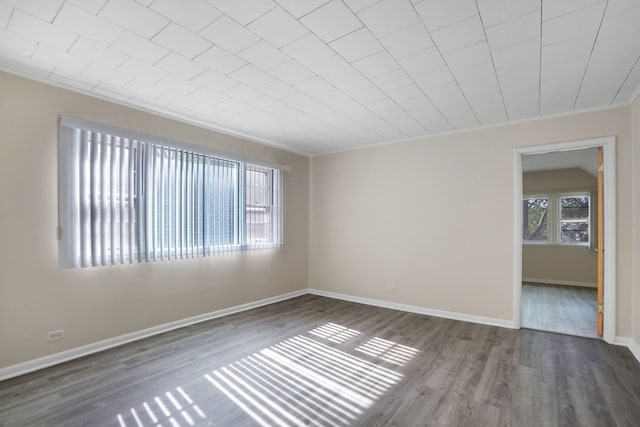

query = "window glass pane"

[
  {"left": 246, "top": 166, "right": 273, "bottom": 244},
  {"left": 559, "top": 195, "right": 589, "bottom": 244},
  {"left": 523, "top": 197, "right": 549, "bottom": 241}
]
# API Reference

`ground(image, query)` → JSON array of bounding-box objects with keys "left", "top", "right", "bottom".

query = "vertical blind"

[{"left": 58, "top": 117, "right": 283, "bottom": 268}]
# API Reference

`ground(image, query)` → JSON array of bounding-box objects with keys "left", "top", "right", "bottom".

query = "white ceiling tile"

[
  {"left": 152, "top": 23, "right": 211, "bottom": 59},
  {"left": 357, "top": 0, "right": 419, "bottom": 38},
  {"left": 397, "top": 47, "right": 446, "bottom": 75},
  {"left": 195, "top": 46, "right": 247, "bottom": 75},
  {"left": 310, "top": 55, "right": 358, "bottom": 81},
  {"left": 156, "top": 53, "right": 207, "bottom": 79},
  {"left": 486, "top": 10, "right": 540, "bottom": 50},
  {"left": 315, "top": 89, "right": 353, "bottom": 106},
  {"left": 503, "top": 88, "right": 538, "bottom": 119},
  {"left": 237, "top": 40, "right": 290, "bottom": 70},
  {"left": 150, "top": 0, "right": 221, "bottom": 32},
  {"left": 542, "top": 3, "right": 605, "bottom": 46},
  {"left": 224, "top": 84, "right": 263, "bottom": 102},
  {"left": 50, "top": 68, "right": 100, "bottom": 90},
  {"left": 542, "top": 0, "right": 604, "bottom": 21},
  {"left": 396, "top": 95, "right": 434, "bottom": 111},
  {"left": 157, "top": 91, "right": 196, "bottom": 109},
  {"left": 118, "top": 58, "right": 167, "bottom": 83},
  {"left": 453, "top": 60, "right": 496, "bottom": 87},
  {"left": 111, "top": 31, "right": 169, "bottom": 64},
  {"left": 32, "top": 43, "right": 90, "bottom": 73},
  {"left": 8, "top": 10, "right": 77, "bottom": 51},
  {"left": 541, "top": 36, "right": 591, "bottom": 65},
  {"left": 83, "top": 62, "right": 133, "bottom": 87},
  {"left": 606, "top": 0, "right": 640, "bottom": 14},
  {"left": 0, "top": 3, "right": 12, "bottom": 28},
  {"left": 257, "top": 79, "right": 298, "bottom": 98},
  {"left": 54, "top": 2, "right": 122, "bottom": 45},
  {"left": 421, "top": 80, "right": 479, "bottom": 128},
  {"left": 344, "top": 0, "right": 381, "bottom": 13},
  {"left": 247, "top": 7, "right": 308, "bottom": 48},
  {"left": 460, "top": 79, "right": 507, "bottom": 124},
  {"left": 380, "top": 23, "right": 434, "bottom": 59},
  {"left": 348, "top": 85, "right": 387, "bottom": 103},
  {"left": 415, "top": 0, "right": 477, "bottom": 31},
  {"left": 332, "top": 73, "right": 374, "bottom": 92},
  {"left": 296, "top": 76, "right": 335, "bottom": 96},
  {"left": 411, "top": 107, "right": 453, "bottom": 132},
  {"left": 228, "top": 64, "right": 276, "bottom": 86},
  {"left": 492, "top": 37, "right": 539, "bottom": 70},
  {"left": 0, "top": 47, "right": 54, "bottom": 77},
  {"left": 0, "top": 28, "right": 38, "bottom": 55},
  {"left": 371, "top": 68, "right": 414, "bottom": 90},
  {"left": 156, "top": 74, "right": 200, "bottom": 95},
  {"left": 282, "top": 33, "right": 335, "bottom": 66},
  {"left": 383, "top": 82, "right": 423, "bottom": 101},
  {"left": 444, "top": 41, "right": 491, "bottom": 70},
  {"left": 270, "top": 60, "right": 315, "bottom": 84},
  {"left": 431, "top": 15, "right": 485, "bottom": 54},
  {"left": 2, "top": 0, "right": 63, "bottom": 22},
  {"left": 192, "top": 69, "right": 237, "bottom": 91},
  {"left": 352, "top": 50, "right": 399, "bottom": 78},
  {"left": 299, "top": 0, "right": 362, "bottom": 42},
  {"left": 330, "top": 28, "right": 383, "bottom": 62},
  {"left": 99, "top": 0, "right": 169, "bottom": 39},
  {"left": 613, "top": 57, "right": 640, "bottom": 102},
  {"left": 597, "top": 4, "right": 640, "bottom": 44},
  {"left": 190, "top": 87, "right": 230, "bottom": 104},
  {"left": 199, "top": 16, "right": 259, "bottom": 53},
  {"left": 66, "top": 0, "right": 108, "bottom": 14},
  {"left": 477, "top": 0, "right": 540, "bottom": 27},
  {"left": 206, "top": 0, "right": 277, "bottom": 25},
  {"left": 275, "top": 0, "right": 331, "bottom": 18},
  {"left": 69, "top": 37, "right": 128, "bottom": 68}
]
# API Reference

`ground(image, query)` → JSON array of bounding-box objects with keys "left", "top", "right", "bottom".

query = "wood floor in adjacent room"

[
  {"left": 2, "top": 295, "right": 640, "bottom": 427},
  {"left": 522, "top": 282, "right": 599, "bottom": 338}
]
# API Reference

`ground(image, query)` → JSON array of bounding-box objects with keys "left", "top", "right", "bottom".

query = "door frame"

[{"left": 513, "top": 136, "right": 616, "bottom": 343}]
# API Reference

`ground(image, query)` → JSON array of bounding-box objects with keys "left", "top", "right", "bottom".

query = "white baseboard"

[
  {"left": 615, "top": 337, "right": 640, "bottom": 362},
  {"left": 308, "top": 288, "right": 515, "bottom": 329},
  {"left": 523, "top": 278, "right": 597, "bottom": 288},
  {"left": 0, "top": 289, "right": 307, "bottom": 382}
]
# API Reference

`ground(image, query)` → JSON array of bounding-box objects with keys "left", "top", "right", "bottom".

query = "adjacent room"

[{"left": 1, "top": 1, "right": 640, "bottom": 426}]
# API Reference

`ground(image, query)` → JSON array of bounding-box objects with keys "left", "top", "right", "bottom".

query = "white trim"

[
  {"left": 514, "top": 136, "right": 616, "bottom": 344},
  {"left": 614, "top": 337, "right": 640, "bottom": 362},
  {"left": 0, "top": 289, "right": 306, "bottom": 382},
  {"left": 315, "top": 104, "right": 629, "bottom": 157},
  {"left": 523, "top": 278, "right": 597, "bottom": 288},
  {"left": 308, "top": 288, "right": 515, "bottom": 329}
]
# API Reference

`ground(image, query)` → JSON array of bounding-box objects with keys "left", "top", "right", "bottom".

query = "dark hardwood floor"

[
  {"left": 522, "top": 282, "right": 598, "bottom": 338},
  {"left": 1, "top": 294, "right": 639, "bottom": 426}
]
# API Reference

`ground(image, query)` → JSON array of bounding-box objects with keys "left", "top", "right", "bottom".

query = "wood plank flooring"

[
  {"left": 1, "top": 294, "right": 640, "bottom": 426},
  {"left": 522, "top": 282, "right": 598, "bottom": 338}
]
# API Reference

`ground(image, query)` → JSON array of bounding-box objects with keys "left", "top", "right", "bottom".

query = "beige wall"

[
  {"left": 522, "top": 168, "right": 597, "bottom": 286},
  {"left": 309, "top": 107, "right": 633, "bottom": 335},
  {"left": 0, "top": 72, "right": 309, "bottom": 369},
  {"left": 632, "top": 93, "right": 640, "bottom": 347}
]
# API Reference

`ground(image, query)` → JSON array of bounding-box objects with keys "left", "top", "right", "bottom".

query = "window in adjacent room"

[
  {"left": 522, "top": 192, "right": 590, "bottom": 246},
  {"left": 58, "top": 117, "right": 283, "bottom": 268}
]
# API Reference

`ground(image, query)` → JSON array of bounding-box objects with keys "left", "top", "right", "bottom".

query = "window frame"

[
  {"left": 522, "top": 191, "right": 591, "bottom": 247},
  {"left": 58, "top": 116, "right": 285, "bottom": 268}
]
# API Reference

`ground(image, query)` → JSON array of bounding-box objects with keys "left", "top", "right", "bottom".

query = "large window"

[
  {"left": 58, "top": 117, "right": 282, "bottom": 268},
  {"left": 522, "top": 192, "right": 590, "bottom": 246}
]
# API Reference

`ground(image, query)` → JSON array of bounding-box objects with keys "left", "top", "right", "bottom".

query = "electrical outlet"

[
  {"left": 48, "top": 330, "right": 64, "bottom": 341},
  {"left": 387, "top": 284, "right": 398, "bottom": 292}
]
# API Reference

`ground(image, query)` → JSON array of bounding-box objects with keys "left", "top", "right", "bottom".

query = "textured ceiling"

[{"left": 1, "top": 0, "right": 640, "bottom": 155}]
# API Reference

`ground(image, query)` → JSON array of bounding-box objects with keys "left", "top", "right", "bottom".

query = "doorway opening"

[{"left": 513, "top": 137, "right": 616, "bottom": 343}]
